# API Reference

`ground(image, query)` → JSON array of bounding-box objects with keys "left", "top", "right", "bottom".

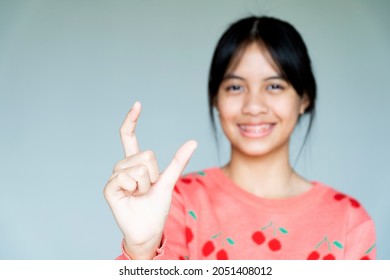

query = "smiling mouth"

[{"left": 238, "top": 124, "right": 275, "bottom": 137}]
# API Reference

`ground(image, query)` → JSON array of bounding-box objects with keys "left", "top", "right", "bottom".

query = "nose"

[{"left": 242, "top": 91, "right": 268, "bottom": 115}]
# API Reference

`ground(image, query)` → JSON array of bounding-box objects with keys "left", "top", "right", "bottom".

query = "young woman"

[{"left": 104, "top": 16, "right": 376, "bottom": 260}]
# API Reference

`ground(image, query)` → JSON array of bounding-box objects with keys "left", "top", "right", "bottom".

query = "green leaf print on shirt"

[
  {"left": 197, "top": 171, "right": 206, "bottom": 176},
  {"left": 279, "top": 227, "right": 288, "bottom": 234},
  {"left": 359, "top": 242, "right": 376, "bottom": 260},
  {"left": 333, "top": 241, "right": 343, "bottom": 249},
  {"left": 226, "top": 238, "right": 235, "bottom": 245},
  {"left": 188, "top": 210, "right": 197, "bottom": 220},
  {"left": 365, "top": 243, "right": 376, "bottom": 255},
  {"left": 211, "top": 232, "right": 221, "bottom": 239}
]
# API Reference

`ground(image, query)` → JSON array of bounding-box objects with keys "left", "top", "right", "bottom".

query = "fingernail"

[{"left": 132, "top": 101, "right": 140, "bottom": 109}]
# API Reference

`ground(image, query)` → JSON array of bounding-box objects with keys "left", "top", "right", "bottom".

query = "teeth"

[{"left": 240, "top": 124, "right": 272, "bottom": 133}]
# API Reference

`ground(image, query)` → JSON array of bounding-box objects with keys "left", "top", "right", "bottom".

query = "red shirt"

[{"left": 117, "top": 168, "right": 376, "bottom": 260}]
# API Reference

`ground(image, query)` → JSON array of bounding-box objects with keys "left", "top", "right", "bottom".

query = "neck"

[{"left": 223, "top": 144, "right": 308, "bottom": 199}]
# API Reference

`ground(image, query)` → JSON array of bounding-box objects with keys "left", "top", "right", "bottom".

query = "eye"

[
  {"left": 266, "top": 84, "right": 284, "bottom": 91},
  {"left": 226, "top": 84, "right": 244, "bottom": 93}
]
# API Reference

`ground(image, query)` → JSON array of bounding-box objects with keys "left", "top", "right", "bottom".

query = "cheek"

[
  {"left": 272, "top": 96, "right": 301, "bottom": 121},
  {"left": 217, "top": 99, "right": 241, "bottom": 123}
]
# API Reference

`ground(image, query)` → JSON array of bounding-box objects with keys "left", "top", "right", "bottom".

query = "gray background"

[{"left": 0, "top": 0, "right": 389, "bottom": 259}]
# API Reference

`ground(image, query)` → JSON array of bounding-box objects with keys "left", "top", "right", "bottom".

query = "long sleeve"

[
  {"left": 344, "top": 219, "right": 376, "bottom": 259},
  {"left": 115, "top": 234, "right": 177, "bottom": 260},
  {"left": 161, "top": 183, "right": 192, "bottom": 259}
]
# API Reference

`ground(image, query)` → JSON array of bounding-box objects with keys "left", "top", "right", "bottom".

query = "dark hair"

[{"left": 208, "top": 16, "right": 316, "bottom": 153}]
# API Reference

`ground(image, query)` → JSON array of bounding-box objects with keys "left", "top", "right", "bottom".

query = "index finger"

[{"left": 120, "top": 101, "right": 141, "bottom": 157}]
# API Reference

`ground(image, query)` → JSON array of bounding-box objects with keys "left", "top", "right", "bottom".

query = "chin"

[
  {"left": 233, "top": 140, "right": 288, "bottom": 158},
  {"left": 236, "top": 145, "right": 273, "bottom": 157}
]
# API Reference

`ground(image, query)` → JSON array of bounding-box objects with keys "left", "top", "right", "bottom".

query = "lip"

[{"left": 238, "top": 123, "right": 275, "bottom": 138}]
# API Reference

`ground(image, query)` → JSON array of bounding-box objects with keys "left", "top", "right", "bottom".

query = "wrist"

[{"left": 123, "top": 234, "right": 163, "bottom": 260}]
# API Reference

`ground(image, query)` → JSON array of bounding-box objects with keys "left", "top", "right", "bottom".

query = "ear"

[{"left": 299, "top": 93, "right": 310, "bottom": 115}]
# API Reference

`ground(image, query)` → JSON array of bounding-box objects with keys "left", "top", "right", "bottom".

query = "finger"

[
  {"left": 120, "top": 101, "right": 141, "bottom": 157},
  {"left": 104, "top": 173, "right": 137, "bottom": 200},
  {"left": 159, "top": 140, "right": 197, "bottom": 190},
  {"left": 129, "top": 165, "right": 151, "bottom": 195},
  {"left": 113, "top": 150, "right": 160, "bottom": 183},
  {"left": 112, "top": 165, "right": 152, "bottom": 195},
  {"left": 117, "top": 173, "right": 138, "bottom": 196}
]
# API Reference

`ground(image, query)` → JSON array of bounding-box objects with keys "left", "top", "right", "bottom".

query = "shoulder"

[
  {"left": 313, "top": 181, "right": 373, "bottom": 228},
  {"left": 173, "top": 168, "right": 220, "bottom": 196}
]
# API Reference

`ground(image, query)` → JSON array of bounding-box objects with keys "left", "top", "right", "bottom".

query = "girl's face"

[{"left": 216, "top": 43, "right": 309, "bottom": 157}]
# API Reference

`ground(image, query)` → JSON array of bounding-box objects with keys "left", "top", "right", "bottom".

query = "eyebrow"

[
  {"left": 222, "top": 74, "right": 286, "bottom": 82},
  {"left": 222, "top": 74, "right": 245, "bottom": 81},
  {"left": 263, "top": 75, "right": 285, "bottom": 81}
]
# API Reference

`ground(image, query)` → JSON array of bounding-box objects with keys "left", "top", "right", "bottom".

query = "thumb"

[{"left": 159, "top": 140, "right": 197, "bottom": 189}]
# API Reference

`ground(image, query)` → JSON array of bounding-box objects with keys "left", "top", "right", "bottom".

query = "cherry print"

[
  {"left": 173, "top": 185, "right": 181, "bottom": 194},
  {"left": 307, "top": 251, "right": 320, "bottom": 260},
  {"left": 181, "top": 178, "right": 192, "bottom": 184},
  {"left": 216, "top": 249, "right": 228, "bottom": 260},
  {"left": 268, "top": 238, "right": 282, "bottom": 251},
  {"left": 195, "top": 178, "right": 205, "bottom": 186},
  {"left": 334, "top": 193, "right": 346, "bottom": 201},
  {"left": 252, "top": 231, "right": 266, "bottom": 245},
  {"left": 202, "top": 240, "right": 215, "bottom": 257},
  {"left": 185, "top": 227, "right": 193, "bottom": 243},
  {"left": 349, "top": 198, "right": 360, "bottom": 208},
  {"left": 202, "top": 233, "right": 235, "bottom": 259},
  {"left": 323, "top": 253, "right": 335, "bottom": 260},
  {"left": 334, "top": 193, "right": 361, "bottom": 208},
  {"left": 253, "top": 222, "right": 288, "bottom": 252}
]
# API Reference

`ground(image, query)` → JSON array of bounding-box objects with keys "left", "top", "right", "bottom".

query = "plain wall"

[{"left": 0, "top": 0, "right": 389, "bottom": 259}]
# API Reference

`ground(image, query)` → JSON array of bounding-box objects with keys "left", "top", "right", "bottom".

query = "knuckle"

[
  {"left": 119, "top": 126, "right": 126, "bottom": 136},
  {"left": 103, "top": 185, "right": 109, "bottom": 197},
  {"left": 136, "top": 165, "right": 148, "bottom": 177},
  {"left": 113, "top": 162, "right": 121, "bottom": 173},
  {"left": 117, "top": 172, "right": 128, "bottom": 183},
  {"left": 108, "top": 172, "right": 117, "bottom": 181},
  {"left": 103, "top": 178, "right": 115, "bottom": 197},
  {"left": 142, "top": 150, "right": 155, "bottom": 161},
  {"left": 138, "top": 183, "right": 151, "bottom": 195},
  {"left": 120, "top": 126, "right": 133, "bottom": 137},
  {"left": 112, "top": 158, "right": 130, "bottom": 173},
  {"left": 113, "top": 157, "right": 128, "bottom": 172}
]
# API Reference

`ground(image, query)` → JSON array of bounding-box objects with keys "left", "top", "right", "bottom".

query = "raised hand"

[{"left": 104, "top": 101, "right": 197, "bottom": 259}]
